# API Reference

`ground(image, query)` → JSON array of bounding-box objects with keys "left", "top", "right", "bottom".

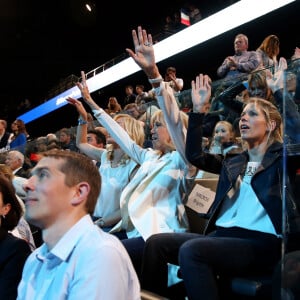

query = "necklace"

[
  {"left": 109, "top": 154, "right": 129, "bottom": 168},
  {"left": 106, "top": 144, "right": 130, "bottom": 168}
]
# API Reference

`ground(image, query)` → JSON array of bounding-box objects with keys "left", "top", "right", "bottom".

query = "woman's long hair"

[
  {"left": 246, "top": 97, "right": 283, "bottom": 146},
  {"left": 257, "top": 34, "right": 280, "bottom": 59},
  {"left": 0, "top": 174, "right": 23, "bottom": 231}
]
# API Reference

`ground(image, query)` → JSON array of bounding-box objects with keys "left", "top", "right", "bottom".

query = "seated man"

[
  {"left": 5, "top": 150, "right": 30, "bottom": 201},
  {"left": 217, "top": 33, "right": 259, "bottom": 86},
  {"left": 5, "top": 150, "right": 29, "bottom": 178},
  {"left": 17, "top": 149, "right": 140, "bottom": 300}
]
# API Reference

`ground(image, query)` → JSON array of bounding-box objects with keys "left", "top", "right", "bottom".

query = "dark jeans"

[
  {"left": 141, "top": 227, "right": 281, "bottom": 300},
  {"left": 121, "top": 236, "right": 145, "bottom": 279},
  {"left": 110, "top": 230, "right": 146, "bottom": 278}
]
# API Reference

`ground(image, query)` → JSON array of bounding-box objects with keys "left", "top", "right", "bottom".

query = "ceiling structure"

[
  {"left": 1, "top": 0, "right": 299, "bottom": 137},
  {"left": 1, "top": 0, "right": 188, "bottom": 104}
]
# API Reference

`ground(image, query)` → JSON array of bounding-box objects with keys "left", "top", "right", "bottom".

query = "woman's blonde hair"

[
  {"left": 0, "top": 164, "right": 14, "bottom": 181},
  {"left": 113, "top": 114, "right": 145, "bottom": 147},
  {"left": 246, "top": 97, "right": 283, "bottom": 145},
  {"left": 213, "top": 120, "right": 236, "bottom": 141},
  {"left": 150, "top": 109, "right": 188, "bottom": 152}
]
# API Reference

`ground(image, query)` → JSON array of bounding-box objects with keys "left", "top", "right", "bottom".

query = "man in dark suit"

[{"left": 5, "top": 150, "right": 29, "bottom": 178}]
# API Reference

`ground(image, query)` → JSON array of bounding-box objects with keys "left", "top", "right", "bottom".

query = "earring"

[{"left": 1, "top": 214, "right": 5, "bottom": 219}]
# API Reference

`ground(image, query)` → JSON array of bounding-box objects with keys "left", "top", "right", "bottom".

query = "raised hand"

[
  {"left": 126, "top": 26, "right": 159, "bottom": 79},
  {"left": 75, "top": 71, "right": 91, "bottom": 100},
  {"left": 191, "top": 74, "right": 211, "bottom": 113},
  {"left": 66, "top": 97, "right": 88, "bottom": 120},
  {"left": 70, "top": 70, "right": 100, "bottom": 111},
  {"left": 267, "top": 69, "right": 284, "bottom": 93},
  {"left": 278, "top": 57, "right": 287, "bottom": 72},
  {"left": 267, "top": 57, "right": 287, "bottom": 93}
]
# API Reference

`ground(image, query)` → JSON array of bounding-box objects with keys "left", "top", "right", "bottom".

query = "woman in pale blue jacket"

[{"left": 68, "top": 27, "right": 198, "bottom": 276}]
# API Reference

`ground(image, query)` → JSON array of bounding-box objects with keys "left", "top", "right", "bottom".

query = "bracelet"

[
  {"left": 148, "top": 76, "right": 163, "bottom": 84},
  {"left": 78, "top": 119, "right": 88, "bottom": 125}
]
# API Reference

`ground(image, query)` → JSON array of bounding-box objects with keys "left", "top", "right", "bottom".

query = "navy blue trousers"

[{"left": 141, "top": 227, "right": 281, "bottom": 300}]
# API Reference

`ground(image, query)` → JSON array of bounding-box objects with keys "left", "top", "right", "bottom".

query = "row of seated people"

[
  {"left": 0, "top": 22, "right": 294, "bottom": 121},
  {"left": 1, "top": 27, "right": 300, "bottom": 299},
  {"left": 0, "top": 32, "right": 289, "bottom": 146},
  {"left": 124, "top": 27, "right": 299, "bottom": 300},
  {"left": 69, "top": 26, "right": 298, "bottom": 299}
]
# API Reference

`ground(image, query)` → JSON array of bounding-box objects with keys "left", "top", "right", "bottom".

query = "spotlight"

[
  {"left": 85, "top": 1, "right": 95, "bottom": 12},
  {"left": 85, "top": 4, "right": 92, "bottom": 12}
]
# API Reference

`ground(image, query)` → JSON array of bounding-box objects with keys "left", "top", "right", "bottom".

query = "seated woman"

[
  {"left": 255, "top": 34, "right": 280, "bottom": 73},
  {"left": 140, "top": 72, "right": 300, "bottom": 299},
  {"left": 67, "top": 45, "right": 197, "bottom": 277},
  {"left": 0, "top": 174, "right": 32, "bottom": 300},
  {"left": 67, "top": 100, "right": 144, "bottom": 233},
  {"left": 0, "top": 164, "right": 36, "bottom": 250},
  {"left": 105, "top": 96, "right": 122, "bottom": 117},
  {"left": 215, "top": 65, "right": 300, "bottom": 144},
  {"left": 208, "top": 120, "right": 243, "bottom": 155},
  {"left": 8, "top": 119, "right": 29, "bottom": 154}
]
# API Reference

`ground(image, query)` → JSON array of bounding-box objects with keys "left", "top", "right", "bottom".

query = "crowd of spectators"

[{"left": 0, "top": 3, "right": 299, "bottom": 298}]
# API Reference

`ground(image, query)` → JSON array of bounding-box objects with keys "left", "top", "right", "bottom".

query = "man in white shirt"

[
  {"left": 164, "top": 66, "right": 184, "bottom": 107},
  {"left": 17, "top": 149, "right": 140, "bottom": 300}
]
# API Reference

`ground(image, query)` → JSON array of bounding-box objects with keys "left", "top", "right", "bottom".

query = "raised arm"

[
  {"left": 127, "top": 27, "right": 196, "bottom": 173},
  {"left": 126, "top": 27, "right": 160, "bottom": 86},
  {"left": 127, "top": 28, "right": 180, "bottom": 135},
  {"left": 67, "top": 72, "right": 146, "bottom": 164},
  {"left": 186, "top": 73, "right": 223, "bottom": 173},
  {"left": 67, "top": 98, "right": 104, "bottom": 161}
]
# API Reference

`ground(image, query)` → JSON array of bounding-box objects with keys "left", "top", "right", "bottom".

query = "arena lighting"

[
  {"left": 85, "top": 4, "right": 92, "bottom": 12},
  {"left": 19, "top": 0, "right": 295, "bottom": 124},
  {"left": 153, "top": 0, "right": 295, "bottom": 62}
]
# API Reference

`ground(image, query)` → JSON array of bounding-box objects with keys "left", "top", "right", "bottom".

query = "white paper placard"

[{"left": 186, "top": 184, "right": 216, "bottom": 214}]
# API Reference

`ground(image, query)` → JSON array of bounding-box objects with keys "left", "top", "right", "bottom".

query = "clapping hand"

[
  {"left": 277, "top": 57, "right": 288, "bottom": 72},
  {"left": 226, "top": 56, "right": 237, "bottom": 70},
  {"left": 267, "top": 57, "right": 287, "bottom": 93}
]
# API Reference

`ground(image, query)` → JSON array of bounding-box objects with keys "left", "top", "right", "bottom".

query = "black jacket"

[
  {"left": 0, "top": 131, "right": 10, "bottom": 150},
  {"left": 0, "top": 229, "right": 31, "bottom": 300},
  {"left": 186, "top": 112, "right": 300, "bottom": 251}
]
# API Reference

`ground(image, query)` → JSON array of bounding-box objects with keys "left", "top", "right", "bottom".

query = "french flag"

[{"left": 180, "top": 9, "right": 190, "bottom": 26}]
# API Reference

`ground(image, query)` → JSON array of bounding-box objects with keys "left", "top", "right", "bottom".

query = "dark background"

[{"left": 1, "top": 0, "right": 299, "bottom": 137}]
